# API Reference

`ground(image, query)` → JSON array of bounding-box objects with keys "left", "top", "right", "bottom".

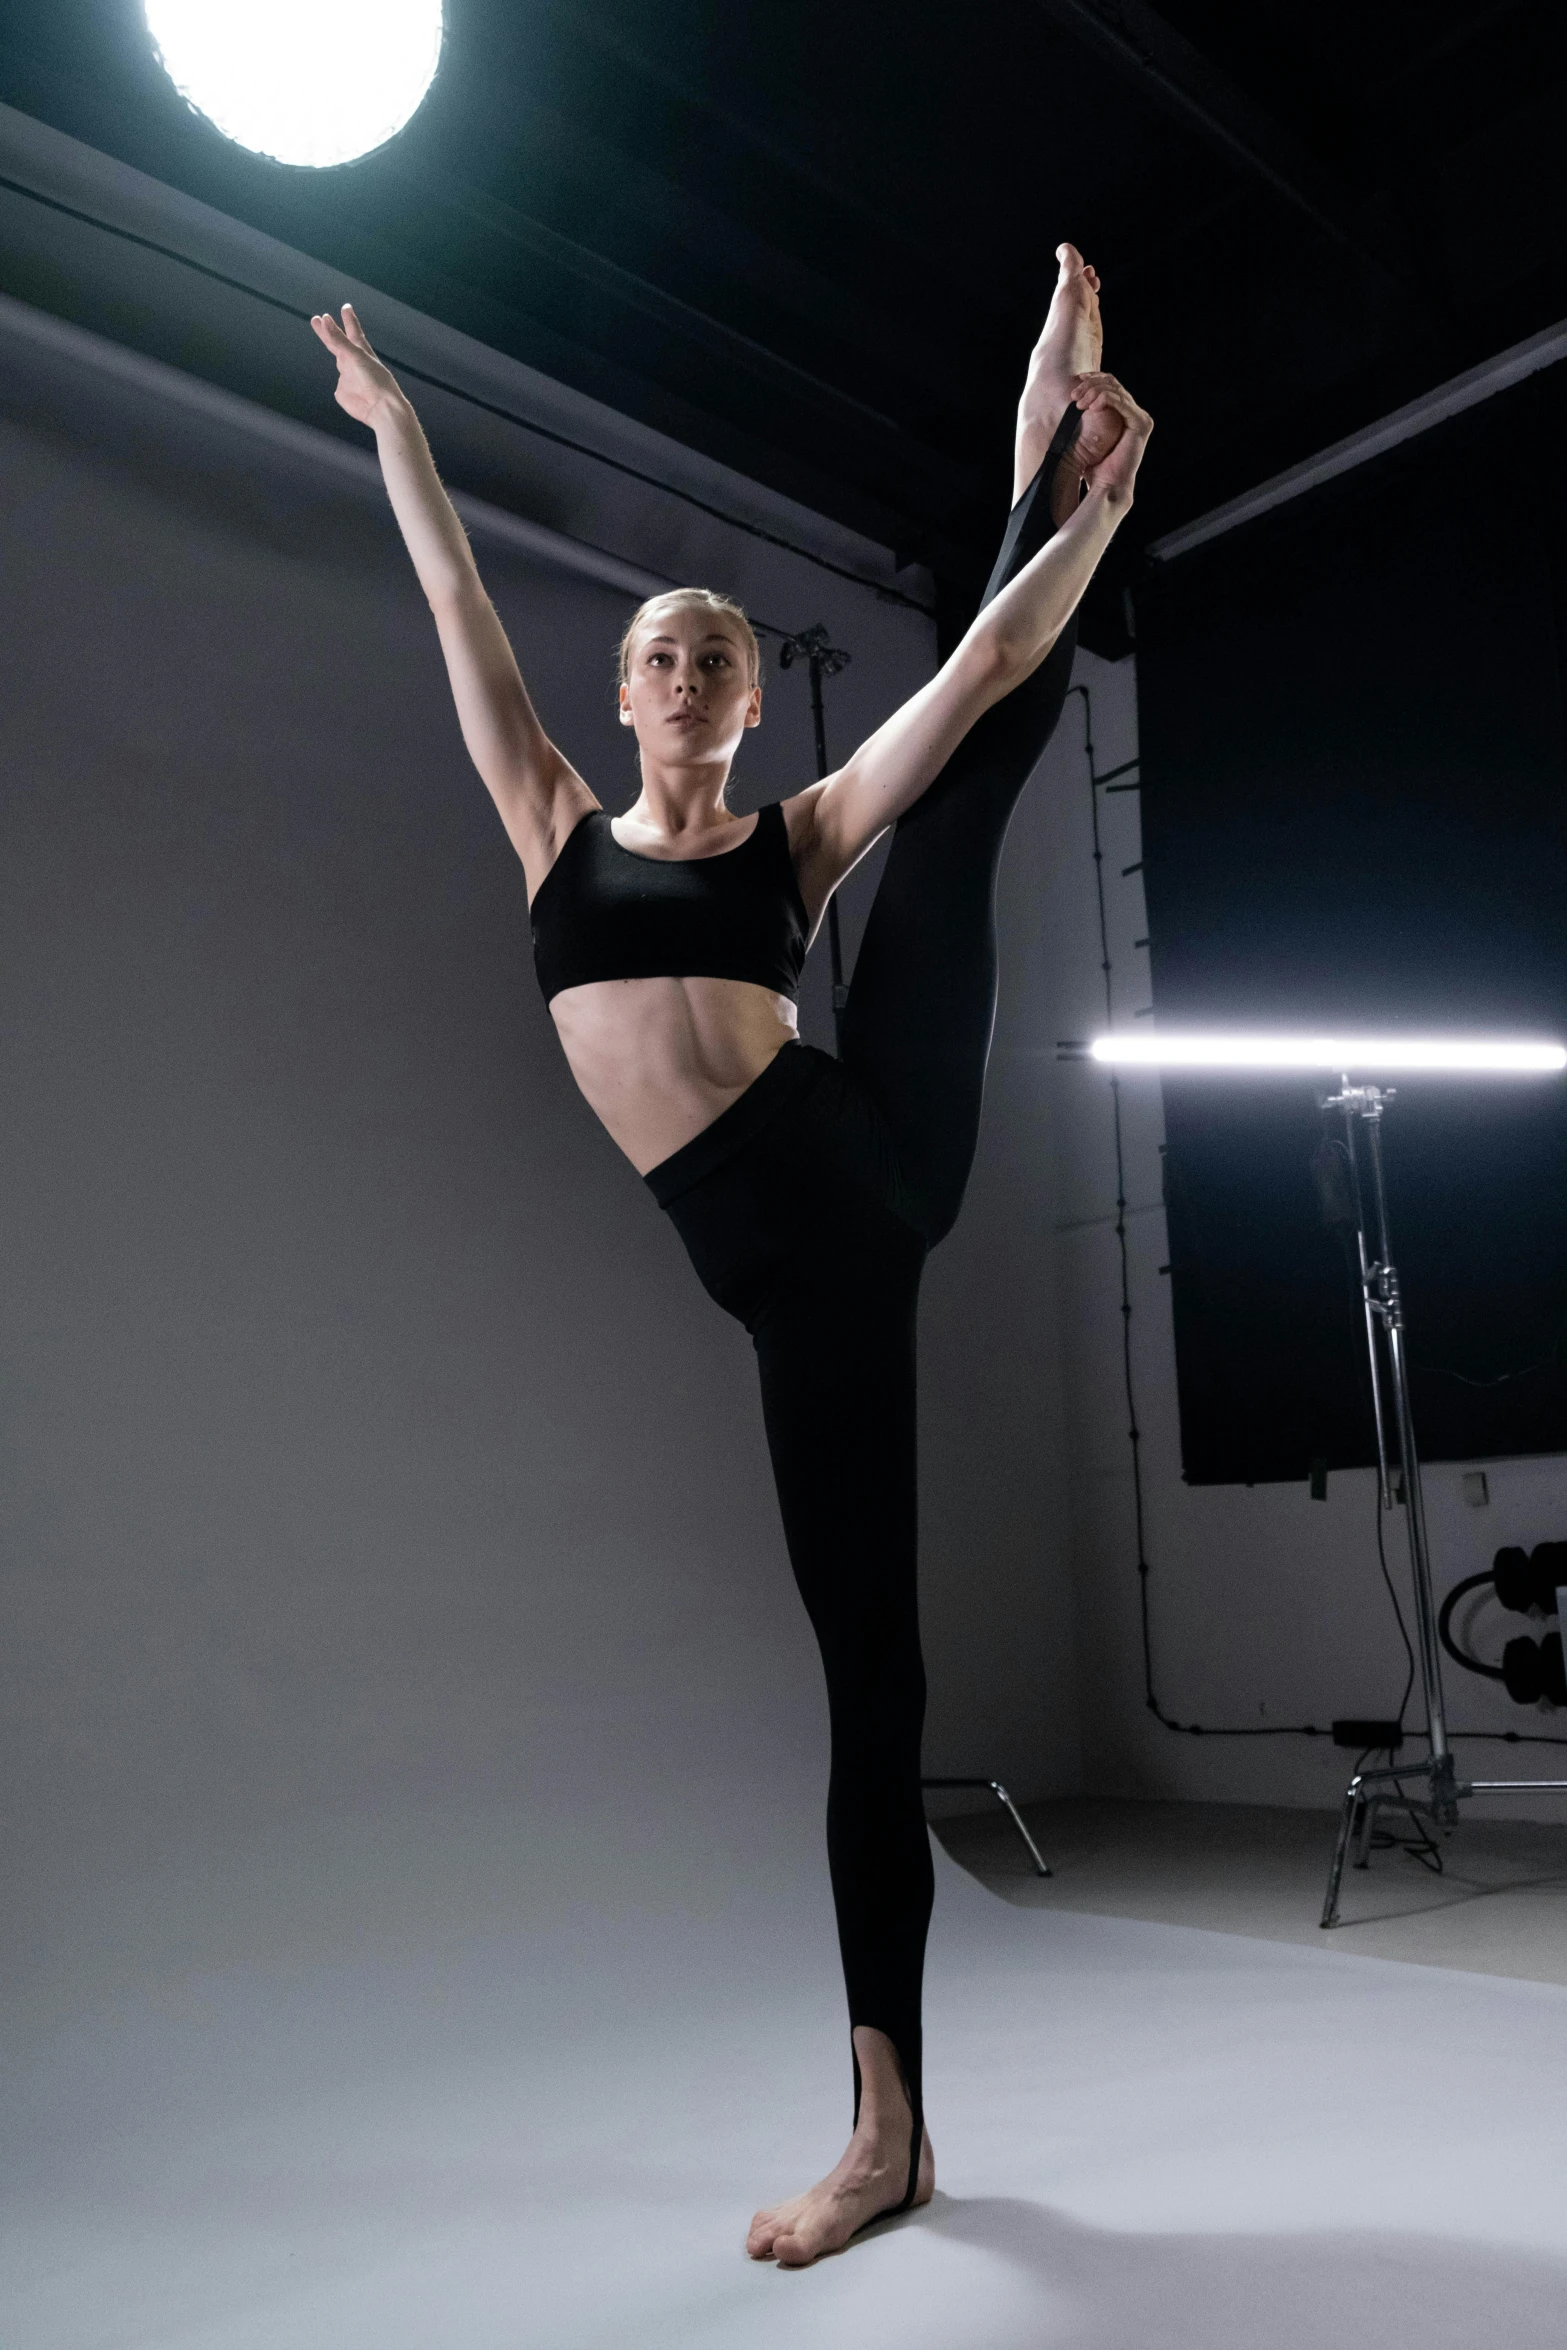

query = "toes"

[
  {"left": 772, "top": 2229, "right": 816, "bottom": 2268},
  {"left": 1055, "top": 240, "right": 1084, "bottom": 277}
]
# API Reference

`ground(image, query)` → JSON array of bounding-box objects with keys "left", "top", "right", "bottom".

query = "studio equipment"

[
  {"left": 144, "top": 0, "right": 444, "bottom": 169},
  {"left": 1091, "top": 1035, "right": 1567, "bottom": 1072},
  {"left": 920, "top": 1778, "right": 1051, "bottom": 1879},
  {"left": 1439, "top": 1542, "right": 1567, "bottom": 1708},
  {"left": 1094, "top": 1034, "right": 1567, "bottom": 1927}
]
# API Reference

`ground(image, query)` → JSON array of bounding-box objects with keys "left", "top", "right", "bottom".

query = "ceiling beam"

[
  {"left": 1034, "top": 0, "right": 1429, "bottom": 305},
  {"left": 1148, "top": 312, "right": 1567, "bottom": 561}
]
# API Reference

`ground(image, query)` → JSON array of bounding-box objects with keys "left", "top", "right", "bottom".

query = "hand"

[
  {"left": 1069, "top": 372, "right": 1153, "bottom": 506},
  {"left": 309, "top": 303, "right": 405, "bottom": 430}
]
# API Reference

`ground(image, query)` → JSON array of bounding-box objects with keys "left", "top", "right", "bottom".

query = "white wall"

[
  {"left": 1026, "top": 648, "right": 1567, "bottom": 1816},
  {"left": 1, "top": 267, "right": 1096, "bottom": 2104}
]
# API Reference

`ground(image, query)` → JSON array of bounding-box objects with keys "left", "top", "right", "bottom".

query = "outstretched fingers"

[
  {"left": 1067, "top": 371, "right": 1154, "bottom": 499},
  {"left": 308, "top": 305, "right": 404, "bottom": 428},
  {"left": 309, "top": 305, "right": 378, "bottom": 362},
  {"left": 339, "top": 301, "right": 378, "bottom": 355},
  {"left": 1071, "top": 371, "right": 1153, "bottom": 435},
  {"left": 309, "top": 310, "right": 365, "bottom": 372}
]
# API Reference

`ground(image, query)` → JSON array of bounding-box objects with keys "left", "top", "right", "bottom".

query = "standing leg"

[
  {"left": 741, "top": 1193, "right": 935, "bottom": 2264},
  {"left": 841, "top": 246, "right": 1107, "bottom": 1244}
]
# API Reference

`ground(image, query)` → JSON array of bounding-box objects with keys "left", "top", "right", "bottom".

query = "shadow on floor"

[{"left": 912, "top": 2191, "right": 1567, "bottom": 2350}]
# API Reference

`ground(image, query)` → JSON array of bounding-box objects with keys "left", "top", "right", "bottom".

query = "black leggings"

[{"left": 647, "top": 421, "right": 1080, "bottom": 2207}]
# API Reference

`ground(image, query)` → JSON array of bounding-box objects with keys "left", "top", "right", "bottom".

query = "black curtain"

[{"left": 1136, "top": 364, "right": 1567, "bottom": 1485}]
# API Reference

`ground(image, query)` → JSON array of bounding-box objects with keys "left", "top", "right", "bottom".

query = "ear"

[
  {"left": 618, "top": 682, "right": 634, "bottom": 726},
  {"left": 743, "top": 684, "right": 763, "bottom": 729}
]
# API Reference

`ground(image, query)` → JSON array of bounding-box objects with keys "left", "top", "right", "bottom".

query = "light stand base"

[
  {"left": 1321, "top": 1754, "right": 1567, "bottom": 1927},
  {"left": 922, "top": 1777, "right": 1053, "bottom": 1877}
]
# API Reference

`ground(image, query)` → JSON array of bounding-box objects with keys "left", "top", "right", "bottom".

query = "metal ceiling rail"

[
  {"left": 1149, "top": 315, "right": 1567, "bottom": 563},
  {"left": 0, "top": 99, "right": 935, "bottom": 616},
  {"left": 0, "top": 288, "right": 676, "bottom": 603}
]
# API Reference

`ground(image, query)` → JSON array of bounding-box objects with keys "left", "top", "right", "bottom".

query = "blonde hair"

[{"left": 616, "top": 587, "right": 760, "bottom": 689}]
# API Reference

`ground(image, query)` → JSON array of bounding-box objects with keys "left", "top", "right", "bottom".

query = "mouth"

[{"left": 667, "top": 710, "right": 706, "bottom": 726}]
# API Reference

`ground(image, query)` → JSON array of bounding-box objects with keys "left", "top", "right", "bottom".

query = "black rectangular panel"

[{"left": 1136, "top": 367, "right": 1567, "bottom": 1483}]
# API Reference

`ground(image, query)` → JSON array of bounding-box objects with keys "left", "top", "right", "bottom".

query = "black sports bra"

[{"left": 530, "top": 801, "right": 810, "bottom": 1005}]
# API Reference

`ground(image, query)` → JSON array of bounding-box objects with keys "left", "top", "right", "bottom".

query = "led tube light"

[{"left": 1089, "top": 1035, "right": 1567, "bottom": 1073}]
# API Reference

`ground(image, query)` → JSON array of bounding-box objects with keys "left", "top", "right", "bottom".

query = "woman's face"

[{"left": 619, "top": 605, "right": 761, "bottom": 768}]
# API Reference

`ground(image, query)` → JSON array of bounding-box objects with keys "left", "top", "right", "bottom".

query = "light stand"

[
  {"left": 777, "top": 624, "right": 851, "bottom": 1053},
  {"left": 1318, "top": 1081, "right": 1567, "bottom": 1926}
]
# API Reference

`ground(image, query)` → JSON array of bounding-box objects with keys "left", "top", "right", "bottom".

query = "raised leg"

[
  {"left": 840, "top": 456, "right": 1079, "bottom": 1242},
  {"left": 1015, "top": 242, "right": 1122, "bottom": 518},
  {"left": 841, "top": 247, "right": 1113, "bottom": 1246}
]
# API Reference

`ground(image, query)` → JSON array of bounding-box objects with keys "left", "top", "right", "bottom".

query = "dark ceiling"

[{"left": 2, "top": 0, "right": 1565, "bottom": 650}]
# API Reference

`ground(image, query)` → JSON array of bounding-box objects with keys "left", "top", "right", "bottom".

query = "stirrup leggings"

[{"left": 648, "top": 416, "right": 1082, "bottom": 2212}]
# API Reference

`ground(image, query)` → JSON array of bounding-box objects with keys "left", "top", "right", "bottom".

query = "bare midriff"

[{"left": 549, "top": 975, "right": 801, "bottom": 1175}]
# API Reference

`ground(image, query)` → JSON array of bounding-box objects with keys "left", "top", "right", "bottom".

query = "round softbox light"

[{"left": 144, "top": 0, "right": 444, "bottom": 169}]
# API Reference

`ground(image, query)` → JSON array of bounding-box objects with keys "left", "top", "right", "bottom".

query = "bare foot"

[
  {"left": 745, "top": 2027, "right": 935, "bottom": 2268},
  {"left": 1014, "top": 242, "right": 1125, "bottom": 521}
]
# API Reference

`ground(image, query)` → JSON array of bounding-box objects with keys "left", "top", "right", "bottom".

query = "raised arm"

[
  {"left": 789, "top": 373, "right": 1151, "bottom": 917},
  {"left": 310, "top": 305, "right": 594, "bottom": 895}
]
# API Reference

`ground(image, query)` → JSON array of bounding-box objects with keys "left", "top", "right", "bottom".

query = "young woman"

[{"left": 311, "top": 245, "right": 1150, "bottom": 2267}]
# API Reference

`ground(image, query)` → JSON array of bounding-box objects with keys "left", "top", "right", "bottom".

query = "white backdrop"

[{"left": 0, "top": 285, "right": 1085, "bottom": 2192}]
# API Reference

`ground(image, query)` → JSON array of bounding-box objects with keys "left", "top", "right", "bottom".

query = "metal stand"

[
  {"left": 1319, "top": 1082, "right": 1567, "bottom": 1925},
  {"left": 922, "top": 1776, "right": 1053, "bottom": 1877},
  {"left": 777, "top": 624, "right": 851, "bottom": 1053}
]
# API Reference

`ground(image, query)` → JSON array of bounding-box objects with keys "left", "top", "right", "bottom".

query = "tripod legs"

[
  {"left": 921, "top": 1777, "right": 1053, "bottom": 1878},
  {"left": 1321, "top": 1755, "right": 1468, "bottom": 1927},
  {"left": 1322, "top": 1779, "right": 1361, "bottom": 1929}
]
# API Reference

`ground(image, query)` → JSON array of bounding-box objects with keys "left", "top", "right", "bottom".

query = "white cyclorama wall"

[
  {"left": 1031, "top": 649, "right": 1567, "bottom": 1818},
  {"left": 1, "top": 290, "right": 1086, "bottom": 2093}
]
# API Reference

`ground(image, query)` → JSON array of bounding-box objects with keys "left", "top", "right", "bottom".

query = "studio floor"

[
  {"left": 11, "top": 1800, "right": 1567, "bottom": 2349},
  {"left": 935, "top": 1790, "right": 1567, "bottom": 1983}
]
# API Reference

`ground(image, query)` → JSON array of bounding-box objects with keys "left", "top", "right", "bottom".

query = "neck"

[{"left": 629, "top": 756, "right": 739, "bottom": 838}]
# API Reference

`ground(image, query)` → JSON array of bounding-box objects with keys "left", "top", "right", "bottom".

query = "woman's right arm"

[{"left": 311, "top": 305, "right": 594, "bottom": 894}]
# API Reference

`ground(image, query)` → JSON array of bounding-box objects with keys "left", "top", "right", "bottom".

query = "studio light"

[
  {"left": 1089, "top": 1034, "right": 1567, "bottom": 1073},
  {"left": 1077, "top": 1017, "right": 1567, "bottom": 1917},
  {"left": 144, "top": 0, "right": 444, "bottom": 169}
]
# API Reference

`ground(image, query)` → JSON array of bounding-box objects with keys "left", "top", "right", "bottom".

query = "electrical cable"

[
  {"left": 0, "top": 168, "right": 936, "bottom": 617},
  {"left": 1375, "top": 1478, "right": 1420, "bottom": 1727},
  {"left": 1451, "top": 1727, "right": 1567, "bottom": 1746}
]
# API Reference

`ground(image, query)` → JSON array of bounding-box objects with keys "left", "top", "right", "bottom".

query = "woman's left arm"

[{"left": 790, "top": 374, "right": 1151, "bottom": 914}]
